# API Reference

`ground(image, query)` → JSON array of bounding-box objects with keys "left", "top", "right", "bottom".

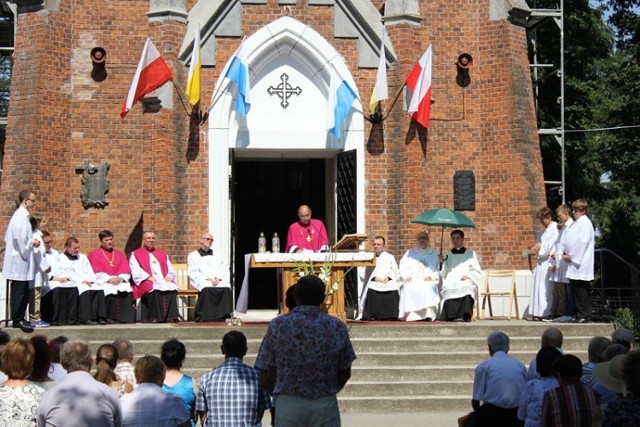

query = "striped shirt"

[{"left": 541, "top": 381, "right": 597, "bottom": 427}]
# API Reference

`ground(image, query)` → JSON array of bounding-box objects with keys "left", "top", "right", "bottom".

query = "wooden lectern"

[
  {"left": 333, "top": 233, "right": 368, "bottom": 251},
  {"left": 249, "top": 252, "right": 375, "bottom": 322}
]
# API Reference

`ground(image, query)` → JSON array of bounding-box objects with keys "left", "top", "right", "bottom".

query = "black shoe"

[
  {"left": 575, "top": 317, "right": 591, "bottom": 323},
  {"left": 12, "top": 320, "right": 34, "bottom": 333},
  {"left": 98, "top": 319, "right": 107, "bottom": 325},
  {"left": 80, "top": 320, "right": 98, "bottom": 325}
]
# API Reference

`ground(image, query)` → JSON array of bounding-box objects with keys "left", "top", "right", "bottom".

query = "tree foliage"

[{"left": 530, "top": 0, "right": 640, "bottom": 265}]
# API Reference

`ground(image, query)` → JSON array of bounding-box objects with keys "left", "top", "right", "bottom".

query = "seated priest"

[
  {"left": 359, "top": 236, "right": 400, "bottom": 321},
  {"left": 41, "top": 234, "right": 79, "bottom": 326},
  {"left": 46, "top": 236, "right": 107, "bottom": 325},
  {"left": 439, "top": 229, "right": 483, "bottom": 322},
  {"left": 129, "top": 231, "right": 179, "bottom": 323},
  {"left": 187, "top": 232, "right": 233, "bottom": 322},
  {"left": 398, "top": 231, "right": 441, "bottom": 321},
  {"left": 285, "top": 204, "right": 330, "bottom": 253},
  {"left": 88, "top": 230, "right": 135, "bottom": 324}
]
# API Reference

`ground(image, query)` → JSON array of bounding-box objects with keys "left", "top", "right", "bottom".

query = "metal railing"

[{"left": 592, "top": 248, "right": 640, "bottom": 332}]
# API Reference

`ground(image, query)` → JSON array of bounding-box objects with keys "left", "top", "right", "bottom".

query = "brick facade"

[{"left": 1, "top": 0, "right": 545, "bottom": 271}]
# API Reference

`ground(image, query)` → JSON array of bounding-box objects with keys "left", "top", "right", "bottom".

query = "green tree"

[{"left": 529, "top": 1, "right": 640, "bottom": 265}]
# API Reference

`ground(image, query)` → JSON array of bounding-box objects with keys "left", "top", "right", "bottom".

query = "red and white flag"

[
  {"left": 120, "top": 38, "right": 173, "bottom": 118},
  {"left": 405, "top": 45, "right": 433, "bottom": 128}
]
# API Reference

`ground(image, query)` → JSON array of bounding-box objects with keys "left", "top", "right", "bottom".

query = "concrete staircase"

[{"left": 7, "top": 320, "right": 614, "bottom": 414}]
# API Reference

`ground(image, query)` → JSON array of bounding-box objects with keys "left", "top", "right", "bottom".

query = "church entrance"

[{"left": 232, "top": 158, "right": 328, "bottom": 309}]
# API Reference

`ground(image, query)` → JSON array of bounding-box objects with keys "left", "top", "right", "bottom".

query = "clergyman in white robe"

[
  {"left": 399, "top": 232, "right": 441, "bottom": 321},
  {"left": 187, "top": 233, "right": 233, "bottom": 321},
  {"left": 439, "top": 231, "right": 483, "bottom": 321},
  {"left": 529, "top": 212, "right": 559, "bottom": 319},
  {"left": 54, "top": 247, "right": 107, "bottom": 324},
  {"left": 359, "top": 244, "right": 400, "bottom": 320}
]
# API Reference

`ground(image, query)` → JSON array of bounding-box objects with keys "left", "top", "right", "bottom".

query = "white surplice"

[
  {"left": 32, "top": 229, "right": 50, "bottom": 289},
  {"left": 398, "top": 246, "right": 441, "bottom": 321},
  {"left": 129, "top": 252, "right": 177, "bottom": 292},
  {"left": 187, "top": 249, "right": 230, "bottom": 291},
  {"left": 529, "top": 221, "right": 559, "bottom": 317},
  {"left": 563, "top": 214, "right": 595, "bottom": 281},
  {"left": 47, "top": 252, "right": 101, "bottom": 295},
  {"left": 93, "top": 270, "right": 133, "bottom": 297},
  {"left": 358, "top": 251, "right": 400, "bottom": 311},
  {"left": 440, "top": 249, "right": 483, "bottom": 304},
  {"left": 551, "top": 218, "right": 573, "bottom": 283}
]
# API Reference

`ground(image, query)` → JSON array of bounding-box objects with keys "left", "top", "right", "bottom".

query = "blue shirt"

[
  {"left": 163, "top": 374, "right": 196, "bottom": 426},
  {"left": 472, "top": 351, "right": 528, "bottom": 409},
  {"left": 120, "top": 383, "right": 189, "bottom": 427},
  {"left": 196, "top": 357, "right": 269, "bottom": 427}
]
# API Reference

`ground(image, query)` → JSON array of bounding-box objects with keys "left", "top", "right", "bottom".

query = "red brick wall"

[{"left": 1, "top": 0, "right": 545, "bottom": 270}]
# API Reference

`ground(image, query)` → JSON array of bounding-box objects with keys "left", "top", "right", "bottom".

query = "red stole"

[
  {"left": 87, "top": 248, "right": 131, "bottom": 275},
  {"left": 132, "top": 247, "right": 169, "bottom": 299}
]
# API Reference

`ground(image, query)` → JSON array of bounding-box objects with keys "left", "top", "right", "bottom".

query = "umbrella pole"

[{"left": 440, "top": 226, "right": 445, "bottom": 254}]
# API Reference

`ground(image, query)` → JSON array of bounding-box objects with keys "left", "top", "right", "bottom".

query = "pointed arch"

[{"left": 208, "top": 17, "right": 365, "bottom": 262}]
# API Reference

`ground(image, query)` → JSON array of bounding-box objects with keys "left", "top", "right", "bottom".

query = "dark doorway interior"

[{"left": 233, "top": 159, "right": 326, "bottom": 309}]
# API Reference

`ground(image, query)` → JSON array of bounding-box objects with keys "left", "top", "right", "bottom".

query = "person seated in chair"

[
  {"left": 359, "top": 235, "right": 400, "bottom": 320},
  {"left": 44, "top": 237, "right": 106, "bottom": 326},
  {"left": 130, "top": 231, "right": 179, "bottom": 323},
  {"left": 187, "top": 232, "right": 233, "bottom": 322},
  {"left": 41, "top": 232, "right": 78, "bottom": 326},
  {"left": 439, "top": 230, "right": 483, "bottom": 322},
  {"left": 398, "top": 231, "right": 440, "bottom": 321},
  {"left": 88, "top": 230, "right": 135, "bottom": 324}
]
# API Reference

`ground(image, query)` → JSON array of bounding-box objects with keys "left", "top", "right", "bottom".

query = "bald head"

[
  {"left": 541, "top": 328, "right": 563, "bottom": 349},
  {"left": 297, "top": 205, "right": 312, "bottom": 225}
]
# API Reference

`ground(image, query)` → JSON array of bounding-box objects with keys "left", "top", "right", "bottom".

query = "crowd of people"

[
  {"left": 3, "top": 190, "right": 234, "bottom": 333},
  {"left": 0, "top": 331, "right": 266, "bottom": 426},
  {"left": 464, "top": 327, "right": 638, "bottom": 427},
  {"left": 0, "top": 274, "right": 356, "bottom": 426}
]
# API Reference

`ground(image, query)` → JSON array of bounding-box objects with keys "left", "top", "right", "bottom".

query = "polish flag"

[
  {"left": 405, "top": 45, "right": 433, "bottom": 128},
  {"left": 120, "top": 38, "right": 173, "bottom": 118}
]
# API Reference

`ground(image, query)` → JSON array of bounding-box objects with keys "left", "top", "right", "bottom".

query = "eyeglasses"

[
  {"left": 203, "top": 237, "right": 213, "bottom": 241},
  {"left": 27, "top": 198, "right": 36, "bottom": 202},
  {"left": 43, "top": 240, "right": 53, "bottom": 244}
]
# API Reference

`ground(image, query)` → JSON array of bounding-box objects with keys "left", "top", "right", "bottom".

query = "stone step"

[
  {"left": 338, "top": 396, "right": 470, "bottom": 413},
  {"left": 341, "top": 380, "right": 474, "bottom": 397},
  {"left": 349, "top": 336, "right": 597, "bottom": 353},
  {"left": 345, "top": 322, "right": 614, "bottom": 338},
  {"left": 348, "top": 350, "right": 587, "bottom": 367},
  {"left": 345, "top": 366, "right": 477, "bottom": 382},
  {"left": 17, "top": 321, "right": 614, "bottom": 342},
  {"left": 161, "top": 350, "right": 587, "bottom": 371}
]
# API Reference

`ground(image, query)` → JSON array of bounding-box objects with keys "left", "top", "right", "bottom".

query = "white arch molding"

[{"left": 208, "top": 17, "right": 366, "bottom": 261}]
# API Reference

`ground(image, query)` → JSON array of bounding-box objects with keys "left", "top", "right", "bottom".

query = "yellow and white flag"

[
  {"left": 369, "top": 28, "right": 388, "bottom": 114},
  {"left": 185, "top": 24, "right": 201, "bottom": 105}
]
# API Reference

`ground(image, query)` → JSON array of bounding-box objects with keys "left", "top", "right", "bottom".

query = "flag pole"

[
  {"left": 380, "top": 82, "right": 406, "bottom": 121},
  {"left": 171, "top": 75, "right": 193, "bottom": 116}
]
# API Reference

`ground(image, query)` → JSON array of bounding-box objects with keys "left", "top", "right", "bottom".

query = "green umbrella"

[{"left": 411, "top": 208, "right": 476, "bottom": 252}]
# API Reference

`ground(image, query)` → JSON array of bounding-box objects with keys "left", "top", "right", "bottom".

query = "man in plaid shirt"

[{"left": 196, "top": 331, "right": 270, "bottom": 426}]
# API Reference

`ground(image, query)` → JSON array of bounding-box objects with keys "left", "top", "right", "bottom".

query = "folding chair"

[
  {"left": 480, "top": 270, "right": 519, "bottom": 320},
  {"left": 173, "top": 263, "right": 198, "bottom": 321}
]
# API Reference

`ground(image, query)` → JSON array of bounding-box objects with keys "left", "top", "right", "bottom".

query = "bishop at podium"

[{"left": 286, "top": 205, "right": 330, "bottom": 253}]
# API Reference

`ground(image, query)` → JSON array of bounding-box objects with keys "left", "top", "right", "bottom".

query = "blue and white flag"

[
  {"left": 326, "top": 67, "right": 357, "bottom": 140},
  {"left": 224, "top": 40, "right": 251, "bottom": 116}
]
